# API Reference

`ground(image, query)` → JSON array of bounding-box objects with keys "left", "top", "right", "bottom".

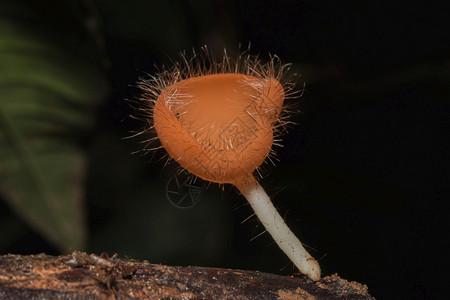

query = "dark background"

[{"left": 1, "top": 1, "right": 449, "bottom": 298}]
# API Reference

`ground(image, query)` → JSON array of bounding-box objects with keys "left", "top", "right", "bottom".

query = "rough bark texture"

[{"left": 0, "top": 251, "right": 375, "bottom": 299}]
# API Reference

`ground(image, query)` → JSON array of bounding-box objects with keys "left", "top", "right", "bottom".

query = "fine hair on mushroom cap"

[{"left": 134, "top": 47, "right": 299, "bottom": 184}]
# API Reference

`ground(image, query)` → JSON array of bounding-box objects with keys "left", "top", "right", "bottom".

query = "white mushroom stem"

[{"left": 234, "top": 174, "right": 321, "bottom": 281}]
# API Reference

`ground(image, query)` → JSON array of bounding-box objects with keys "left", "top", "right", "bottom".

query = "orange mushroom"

[
  {"left": 153, "top": 73, "right": 283, "bottom": 184},
  {"left": 137, "top": 49, "right": 320, "bottom": 281}
]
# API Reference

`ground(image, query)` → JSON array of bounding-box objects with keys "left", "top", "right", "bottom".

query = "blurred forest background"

[{"left": 0, "top": 0, "right": 448, "bottom": 298}]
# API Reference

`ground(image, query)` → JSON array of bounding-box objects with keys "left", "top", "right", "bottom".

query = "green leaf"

[{"left": 0, "top": 3, "right": 108, "bottom": 252}]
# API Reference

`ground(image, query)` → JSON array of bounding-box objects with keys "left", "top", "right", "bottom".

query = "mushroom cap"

[{"left": 154, "top": 73, "right": 284, "bottom": 184}]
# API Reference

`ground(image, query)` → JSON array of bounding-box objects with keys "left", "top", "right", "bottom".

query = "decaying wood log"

[{"left": 0, "top": 251, "right": 374, "bottom": 299}]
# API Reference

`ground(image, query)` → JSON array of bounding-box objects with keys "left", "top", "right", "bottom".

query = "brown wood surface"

[{"left": 0, "top": 251, "right": 374, "bottom": 299}]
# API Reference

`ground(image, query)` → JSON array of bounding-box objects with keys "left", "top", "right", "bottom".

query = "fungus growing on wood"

[{"left": 135, "top": 48, "right": 320, "bottom": 281}]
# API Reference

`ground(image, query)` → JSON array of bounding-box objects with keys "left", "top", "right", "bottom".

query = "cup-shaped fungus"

[
  {"left": 154, "top": 74, "right": 283, "bottom": 184},
  {"left": 137, "top": 50, "right": 321, "bottom": 281}
]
